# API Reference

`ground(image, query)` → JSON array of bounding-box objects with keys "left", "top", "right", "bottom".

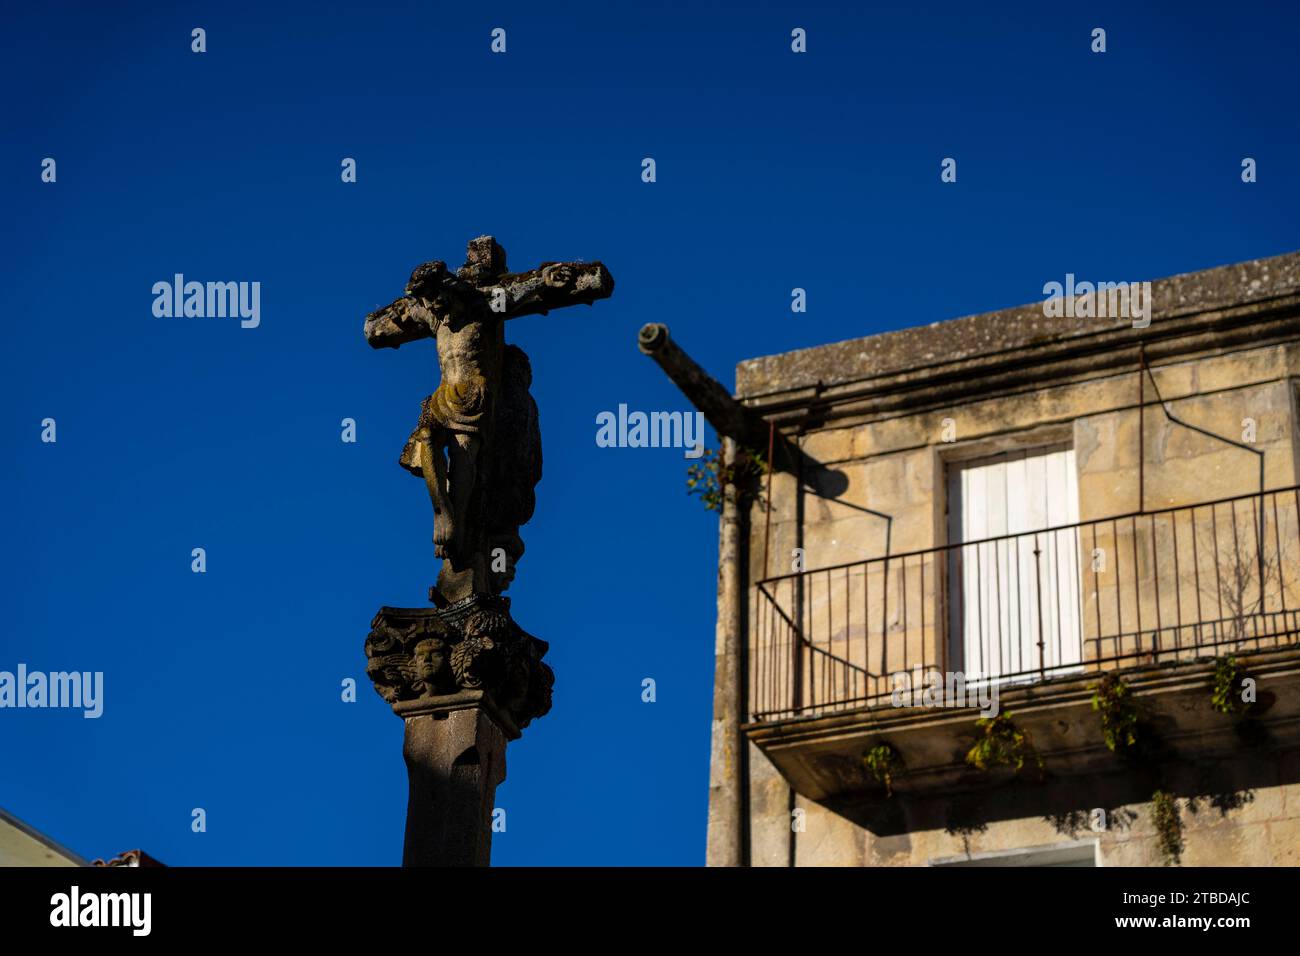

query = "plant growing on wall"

[
  {"left": 862, "top": 742, "right": 904, "bottom": 797},
  {"left": 965, "top": 712, "right": 1043, "bottom": 775},
  {"left": 686, "top": 443, "right": 766, "bottom": 513},
  {"left": 1091, "top": 673, "right": 1140, "bottom": 753},
  {"left": 1210, "top": 655, "right": 1252, "bottom": 717},
  {"left": 1151, "top": 790, "right": 1184, "bottom": 865}
]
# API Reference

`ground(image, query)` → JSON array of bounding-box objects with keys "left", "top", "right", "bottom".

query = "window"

[{"left": 946, "top": 445, "right": 1084, "bottom": 683}]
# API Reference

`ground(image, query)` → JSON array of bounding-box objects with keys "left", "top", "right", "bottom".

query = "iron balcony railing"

[{"left": 751, "top": 486, "right": 1300, "bottom": 721}]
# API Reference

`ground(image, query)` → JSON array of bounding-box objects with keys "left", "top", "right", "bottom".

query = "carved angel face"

[{"left": 413, "top": 638, "right": 448, "bottom": 682}]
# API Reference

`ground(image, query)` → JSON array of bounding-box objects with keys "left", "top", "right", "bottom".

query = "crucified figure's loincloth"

[
  {"left": 401, "top": 376, "right": 489, "bottom": 463},
  {"left": 400, "top": 375, "right": 489, "bottom": 559}
]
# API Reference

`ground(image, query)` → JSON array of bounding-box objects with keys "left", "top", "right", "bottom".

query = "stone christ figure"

[{"left": 363, "top": 237, "right": 614, "bottom": 604}]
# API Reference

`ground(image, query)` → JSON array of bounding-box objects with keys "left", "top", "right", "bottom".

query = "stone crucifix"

[
  {"left": 361, "top": 237, "right": 614, "bottom": 865},
  {"left": 364, "top": 236, "right": 614, "bottom": 605}
]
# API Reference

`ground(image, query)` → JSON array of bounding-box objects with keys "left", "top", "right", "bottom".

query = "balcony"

[{"left": 746, "top": 487, "right": 1300, "bottom": 801}]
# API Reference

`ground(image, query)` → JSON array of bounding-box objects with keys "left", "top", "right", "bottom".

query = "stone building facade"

[{"left": 703, "top": 251, "right": 1300, "bottom": 866}]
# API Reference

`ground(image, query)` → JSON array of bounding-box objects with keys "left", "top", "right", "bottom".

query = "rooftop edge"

[{"left": 736, "top": 251, "right": 1300, "bottom": 399}]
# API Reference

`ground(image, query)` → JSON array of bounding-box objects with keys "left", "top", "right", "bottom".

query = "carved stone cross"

[
  {"left": 361, "top": 237, "right": 614, "bottom": 866},
  {"left": 364, "top": 236, "right": 614, "bottom": 605}
]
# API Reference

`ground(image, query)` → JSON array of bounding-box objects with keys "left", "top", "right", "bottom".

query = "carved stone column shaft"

[{"left": 399, "top": 697, "right": 508, "bottom": 867}]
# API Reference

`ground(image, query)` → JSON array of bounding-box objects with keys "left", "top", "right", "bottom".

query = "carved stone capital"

[{"left": 364, "top": 594, "right": 553, "bottom": 738}]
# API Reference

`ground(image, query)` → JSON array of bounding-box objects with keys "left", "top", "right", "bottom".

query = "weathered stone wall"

[
  {"left": 724, "top": 251, "right": 1300, "bottom": 867},
  {"left": 783, "top": 751, "right": 1300, "bottom": 866}
]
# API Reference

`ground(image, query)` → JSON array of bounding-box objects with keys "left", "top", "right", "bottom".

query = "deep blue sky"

[{"left": 2, "top": 1, "right": 1296, "bottom": 865}]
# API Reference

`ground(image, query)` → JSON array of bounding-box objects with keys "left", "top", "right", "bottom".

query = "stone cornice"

[{"left": 736, "top": 252, "right": 1300, "bottom": 427}]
